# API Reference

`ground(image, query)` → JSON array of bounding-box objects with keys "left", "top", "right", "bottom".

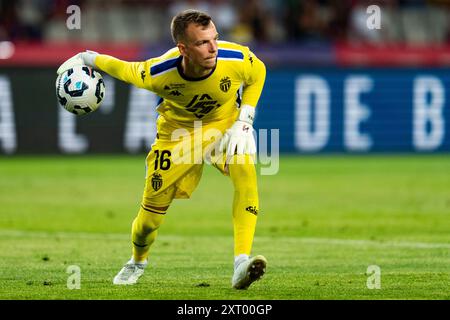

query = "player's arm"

[
  {"left": 241, "top": 50, "right": 266, "bottom": 113},
  {"left": 94, "top": 55, "right": 151, "bottom": 90},
  {"left": 220, "top": 49, "right": 266, "bottom": 156},
  {"left": 56, "top": 51, "right": 151, "bottom": 90}
]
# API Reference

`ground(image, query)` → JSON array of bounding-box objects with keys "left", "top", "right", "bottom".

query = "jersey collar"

[{"left": 177, "top": 56, "right": 217, "bottom": 81}]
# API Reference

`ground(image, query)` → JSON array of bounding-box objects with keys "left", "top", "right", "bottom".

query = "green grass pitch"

[{"left": 0, "top": 155, "right": 449, "bottom": 299}]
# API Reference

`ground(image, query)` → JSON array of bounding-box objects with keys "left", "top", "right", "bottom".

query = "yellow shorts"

[{"left": 141, "top": 115, "right": 236, "bottom": 207}]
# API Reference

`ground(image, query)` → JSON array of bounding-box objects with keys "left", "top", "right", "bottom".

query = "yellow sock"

[
  {"left": 131, "top": 206, "right": 165, "bottom": 262},
  {"left": 229, "top": 154, "right": 259, "bottom": 257}
]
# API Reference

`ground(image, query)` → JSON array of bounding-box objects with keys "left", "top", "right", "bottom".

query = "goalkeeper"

[{"left": 57, "top": 10, "right": 267, "bottom": 290}]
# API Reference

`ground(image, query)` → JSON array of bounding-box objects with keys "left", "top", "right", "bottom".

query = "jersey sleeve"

[
  {"left": 241, "top": 48, "right": 266, "bottom": 108},
  {"left": 94, "top": 54, "right": 153, "bottom": 91}
]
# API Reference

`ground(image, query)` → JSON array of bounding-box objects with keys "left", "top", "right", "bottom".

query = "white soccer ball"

[{"left": 56, "top": 65, "right": 105, "bottom": 115}]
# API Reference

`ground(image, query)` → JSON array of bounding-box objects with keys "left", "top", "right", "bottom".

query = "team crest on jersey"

[
  {"left": 151, "top": 173, "right": 163, "bottom": 191},
  {"left": 220, "top": 77, "right": 231, "bottom": 92}
]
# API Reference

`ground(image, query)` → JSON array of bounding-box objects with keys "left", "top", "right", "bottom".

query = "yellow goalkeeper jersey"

[{"left": 94, "top": 41, "right": 266, "bottom": 126}]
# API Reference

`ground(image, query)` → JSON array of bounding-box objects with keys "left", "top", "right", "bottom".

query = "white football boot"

[
  {"left": 113, "top": 258, "right": 147, "bottom": 285},
  {"left": 232, "top": 255, "right": 267, "bottom": 289}
]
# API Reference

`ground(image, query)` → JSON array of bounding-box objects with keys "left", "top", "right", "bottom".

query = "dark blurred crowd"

[{"left": 1, "top": 0, "right": 450, "bottom": 45}]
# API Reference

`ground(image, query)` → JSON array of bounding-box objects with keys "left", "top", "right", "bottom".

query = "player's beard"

[
  {"left": 182, "top": 54, "right": 216, "bottom": 78},
  {"left": 202, "top": 56, "right": 217, "bottom": 70}
]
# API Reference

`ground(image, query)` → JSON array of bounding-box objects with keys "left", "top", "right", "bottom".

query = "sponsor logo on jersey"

[
  {"left": 185, "top": 94, "right": 221, "bottom": 118},
  {"left": 164, "top": 83, "right": 186, "bottom": 90},
  {"left": 151, "top": 173, "right": 163, "bottom": 191},
  {"left": 170, "top": 83, "right": 186, "bottom": 89},
  {"left": 169, "top": 90, "right": 183, "bottom": 96},
  {"left": 164, "top": 83, "right": 186, "bottom": 95},
  {"left": 220, "top": 76, "right": 231, "bottom": 92}
]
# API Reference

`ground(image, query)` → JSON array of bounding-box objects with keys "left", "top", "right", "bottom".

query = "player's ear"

[{"left": 177, "top": 43, "right": 187, "bottom": 56}]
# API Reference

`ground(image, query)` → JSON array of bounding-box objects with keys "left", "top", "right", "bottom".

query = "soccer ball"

[{"left": 56, "top": 65, "right": 105, "bottom": 115}]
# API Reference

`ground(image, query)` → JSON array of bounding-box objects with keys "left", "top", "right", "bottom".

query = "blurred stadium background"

[
  {"left": 0, "top": 0, "right": 449, "bottom": 300},
  {"left": 2, "top": 0, "right": 450, "bottom": 46},
  {"left": 1, "top": 0, "right": 450, "bottom": 153}
]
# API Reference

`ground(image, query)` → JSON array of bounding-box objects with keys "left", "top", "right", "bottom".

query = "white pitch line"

[{"left": 0, "top": 229, "right": 449, "bottom": 249}]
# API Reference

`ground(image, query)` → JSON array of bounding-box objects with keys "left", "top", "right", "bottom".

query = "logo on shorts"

[
  {"left": 220, "top": 76, "right": 231, "bottom": 92},
  {"left": 246, "top": 206, "right": 258, "bottom": 216},
  {"left": 151, "top": 173, "right": 163, "bottom": 191}
]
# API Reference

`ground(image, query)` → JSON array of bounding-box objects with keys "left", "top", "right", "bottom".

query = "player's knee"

[
  {"left": 136, "top": 207, "right": 166, "bottom": 234},
  {"left": 140, "top": 214, "right": 164, "bottom": 233},
  {"left": 229, "top": 159, "right": 256, "bottom": 186},
  {"left": 231, "top": 163, "right": 253, "bottom": 176}
]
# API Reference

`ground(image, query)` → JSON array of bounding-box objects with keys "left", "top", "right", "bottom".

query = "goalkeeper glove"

[
  {"left": 219, "top": 105, "right": 257, "bottom": 156},
  {"left": 56, "top": 50, "right": 99, "bottom": 75}
]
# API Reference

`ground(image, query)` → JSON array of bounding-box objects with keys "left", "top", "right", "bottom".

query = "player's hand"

[
  {"left": 220, "top": 120, "right": 256, "bottom": 156},
  {"left": 219, "top": 105, "right": 257, "bottom": 156},
  {"left": 56, "top": 50, "right": 99, "bottom": 75}
]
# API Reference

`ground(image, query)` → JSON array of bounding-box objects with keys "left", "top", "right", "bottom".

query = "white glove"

[
  {"left": 56, "top": 50, "right": 99, "bottom": 75},
  {"left": 219, "top": 105, "right": 257, "bottom": 156}
]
